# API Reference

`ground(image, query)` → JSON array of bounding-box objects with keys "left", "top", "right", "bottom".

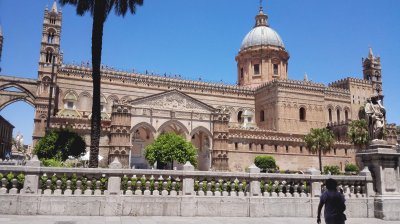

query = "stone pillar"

[
  {"left": 248, "top": 164, "right": 261, "bottom": 196},
  {"left": 182, "top": 162, "right": 194, "bottom": 196},
  {"left": 211, "top": 111, "right": 230, "bottom": 171},
  {"left": 356, "top": 142, "right": 400, "bottom": 220},
  {"left": 109, "top": 104, "right": 132, "bottom": 168}
]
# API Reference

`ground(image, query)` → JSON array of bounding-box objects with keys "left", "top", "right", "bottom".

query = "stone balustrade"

[{"left": 0, "top": 162, "right": 375, "bottom": 217}]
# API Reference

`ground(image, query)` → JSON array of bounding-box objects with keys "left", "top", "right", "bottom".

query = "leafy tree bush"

[
  {"left": 345, "top": 163, "right": 359, "bottom": 173},
  {"left": 323, "top": 165, "right": 341, "bottom": 175},
  {"left": 304, "top": 128, "right": 335, "bottom": 172},
  {"left": 34, "top": 129, "right": 86, "bottom": 162},
  {"left": 144, "top": 133, "right": 197, "bottom": 169},
  {"left": 347, "top": 119, "right": 369, "bottom": 149},
  {"left": 254, "top": 155, "right": 277, "bottom": 172}
]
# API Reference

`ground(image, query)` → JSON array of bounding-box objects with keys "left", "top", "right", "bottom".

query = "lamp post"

[{"left": 46, "top": 55, "right": 57, "bottom": 132}]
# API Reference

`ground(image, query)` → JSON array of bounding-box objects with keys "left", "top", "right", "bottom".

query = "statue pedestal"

[{"left": 356, "top": 142, "right": 400, "bottom": 220}]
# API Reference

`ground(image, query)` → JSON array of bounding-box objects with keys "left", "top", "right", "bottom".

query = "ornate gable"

[{"left": 130, "top": 90, "right": 216, "bottom": 113}]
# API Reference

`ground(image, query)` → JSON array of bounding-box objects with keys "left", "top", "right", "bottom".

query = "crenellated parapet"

[
  {"left": 329, "top": 77, "right": 372, "bottom": 89},
  {"left": 58, "top": 65, "right": 255, "bottom": 97}
]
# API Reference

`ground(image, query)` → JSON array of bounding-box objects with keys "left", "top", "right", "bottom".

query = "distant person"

[{"left": 317, "top": 178, "right": 346, "bottom": 224}]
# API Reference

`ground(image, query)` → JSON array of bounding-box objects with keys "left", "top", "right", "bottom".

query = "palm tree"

[
  {"left": 347, "top": 119, "right": 369, "bottom": 150},
  {"left": 59, "top": 0, "right": 144, "bottom": 167},
  {"left": 304, "top": 128, "right": 335, "bottom": 172}
]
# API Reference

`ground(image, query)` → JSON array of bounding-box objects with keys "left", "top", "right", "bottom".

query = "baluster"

[
  {"left": 350, "top": 183, "right": 355, "bottom": 198},
  {"left": 170, "top": 180, "right": 177, "bottom": 196},
  {"left": 143, "top": 179, "right": 151, "bottom": 196},
  {"left": 125, "top": 180, "right": 133, "bottom": 195},
  {"left": 94, "top": 180, "right": 102, "bottom": 195},
  {"left": 214, "top": 181, "right": 221, "bottom": 196},
  {"left": 135, "top": 180, "right": 142, "bottom": 195},
  {"left": 293, "top": 182, "right": 299, "bottom": 197},
  {"left": 279, "top": 181, "right": 286, "bottom": 197},
  {"left": 264, "top": 183, "right": 270, "bottom": 197},
  {"left": 153, "top": 181, "right": 159, "bottom": 196},
  {"left": 231, "top": 178, "right": 238, "bottom": 197},
  {"left": 85, "top": 180, "right": 92, "bottom": 195},
  {"left": 53, "top": 179, "right": 62, "bottom": 195},
  {"left": 356, "top": 184, "right": 361, "bottom": 198},
  {"left": 198, "top": 181, "right": 204, "bottom": 196},
  {"left": 175, "top": 177, "right": 181, "bottom": 195},
  {"left": 8, "top": 178, "right": 18, "bottom": 194},
  {"left": 44, "top": 179, "right": 52, "bottom": 195},
  {"left": 271, "top": 181, "right": 278, "bottom": 197},
  {"left": 161, "top": 179, "right": 168, "bottom": 196},
  {"left": 0, "top": 178, "right": 7, "bottom": 194},
  {"left": 238, "top": 181, "right": 245, "bottom": 197},
  {"left": 222, "top": 181, "right": 229, "bottom": 196},
  {"left": 206, "top": 181, "right": 213, "bottom": 196},
  {"left": 64, "top": 180, "right": 72, "bottom": 195},
  {"left": 75, "top": 180, "right": 82, "bottom": 195}
]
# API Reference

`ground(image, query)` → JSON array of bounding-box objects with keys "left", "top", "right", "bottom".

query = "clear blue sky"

[{"left": 1, "top": 0, "right": 399, "bottom": 144}]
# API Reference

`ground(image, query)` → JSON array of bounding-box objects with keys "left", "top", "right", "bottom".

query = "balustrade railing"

[{"left": 0, "top": 162, "right": 374, "bottom": 198}]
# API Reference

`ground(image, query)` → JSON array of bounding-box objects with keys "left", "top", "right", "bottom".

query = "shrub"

[
  {"left": 41, "top": 158, "right": 63, "bottom": 167},
  {"left": 345, "top": 163, "right": 359, "bottom": 174},
  {"left": 323, "top": 165, "right": 341, "bottom": 175},
  {"left": 254, "top": 155, "right": 277, "bottom": 172}
]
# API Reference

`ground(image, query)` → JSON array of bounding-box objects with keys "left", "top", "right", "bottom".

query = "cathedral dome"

[
  {"left": 240, "top": 7, "right": 285, "bottom": 51},
  {"left": 240, "top": 26, "right": 285, "bottom": 51}
]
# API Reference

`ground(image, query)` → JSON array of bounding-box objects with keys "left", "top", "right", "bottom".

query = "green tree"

[
  {"left": 304, "top": 128, "right": 335, "bottom": 172},
  {"left": 59, "top": 0, "right": 144, "bottom": 168},
  {"left": 254, "top": 155, "right": 277, "bottom": 172},
  {"left": 34, "top": 129, "right": 86, "bottom": 161},
  {"left": 144, "top": 133, "right": 197, "bottom": 169},
  {"left": 347, "top": 119, "right": 369, "bottom": 149}
]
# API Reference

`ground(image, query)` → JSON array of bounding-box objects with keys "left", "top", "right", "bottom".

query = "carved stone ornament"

[{"left": 130, "top": 90, "right": 215, "bottom": 113}]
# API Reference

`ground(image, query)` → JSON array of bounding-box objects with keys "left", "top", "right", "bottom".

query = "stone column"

[{"left": 356, "top": 142, "right": 400, "bottom": 220}]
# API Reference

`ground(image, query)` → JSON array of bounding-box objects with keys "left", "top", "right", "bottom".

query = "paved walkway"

[{"left": 0, "top": 216, "right": 398, "bottom": 224}]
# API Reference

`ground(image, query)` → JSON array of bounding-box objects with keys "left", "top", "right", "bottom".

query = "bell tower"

[
  {"left": 33, "top": 1, "right": 63, "bottom": 144},
  {"left": 363, "top": 47, "right": 383, "bottom": 100}
]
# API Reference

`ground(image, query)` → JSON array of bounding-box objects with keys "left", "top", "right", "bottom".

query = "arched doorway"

[
  {"left": 130, "top": 123, "right": 156, "bottom": 169},
  {"left": 191, "top": 127, "right": 212, "bottom": 171}
]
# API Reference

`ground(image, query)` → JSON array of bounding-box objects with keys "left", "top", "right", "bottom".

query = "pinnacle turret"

[{"left": 51, "top": 0, "right": 58, "bottom": 13}]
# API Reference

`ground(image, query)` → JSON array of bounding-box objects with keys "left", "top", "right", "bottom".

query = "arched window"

[
  {"left": 345, "top": 110, "right": 349, "bottom": 121},
  {"left": 328, "top": 108, "right": 332, "bottom": 122},
  {"left": 260, "top": 110, "right": 265, "bottom": 122},
  {"left": 47, "top": 32, "right": 55, "bottom": 44},
  {"left": 299, "top": 107, "right": 306, "bottom": 121},
  {"left": 237, "top": 111, "right": 243, "bottom": 123},
  {"left": 45, "top": 51, "right": 53, "bottom": 63},
  {"left": 337, "top": 109, "right": 341, "bottom": 122}
]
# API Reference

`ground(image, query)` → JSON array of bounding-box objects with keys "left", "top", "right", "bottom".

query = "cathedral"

[{"left": 8, "top": 2, "right": 397, "bottom": 170}]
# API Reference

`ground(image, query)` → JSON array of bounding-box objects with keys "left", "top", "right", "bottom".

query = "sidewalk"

[{"left": 0, "top": 216, "right": 399, "bottom": 224}]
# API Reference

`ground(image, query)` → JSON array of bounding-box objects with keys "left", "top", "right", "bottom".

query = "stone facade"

[{"left": 0, "top": 3, "right": 396, "bottom": 171}]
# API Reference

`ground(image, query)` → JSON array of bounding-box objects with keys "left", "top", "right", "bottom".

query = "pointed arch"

[
  {"left": 190, "top": 126, "right": 212, "bottom": 137},
  {"left": 158, "top": 120, "right": 189, "bottom": 136},
  {"left": 131, "top": 122, "right": 157, "bottom": 134}
]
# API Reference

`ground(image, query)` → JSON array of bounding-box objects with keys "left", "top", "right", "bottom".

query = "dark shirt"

[{"left": 320, "top": 191, "right": 346, "bottom": 223}]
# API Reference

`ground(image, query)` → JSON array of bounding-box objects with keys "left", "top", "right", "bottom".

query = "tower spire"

[
  {"left": 51, "top": 0, "right": 58, "bottom": 13},
  {"left": 368, "top": 47, "right": 374, "bottom": 59}
]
